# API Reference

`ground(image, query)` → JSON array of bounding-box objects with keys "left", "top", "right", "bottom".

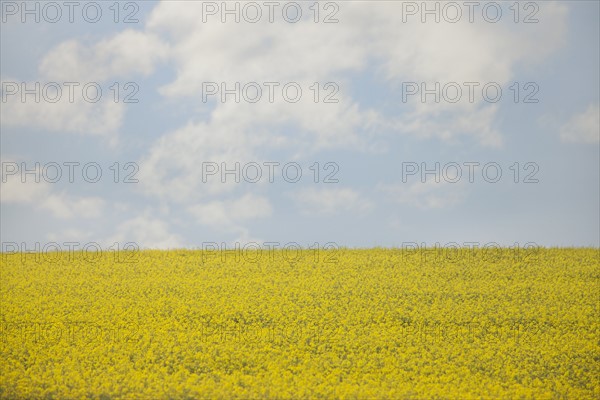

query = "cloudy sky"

[{"left": 1, "top": 0, "right": 598, "bottom": 250}]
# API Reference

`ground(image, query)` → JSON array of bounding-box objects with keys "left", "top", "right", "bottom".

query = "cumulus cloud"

[
  {"left": 7, "top": 1, "right": 570, "bottom": 242},
  {"left": 106, "top": 212, "right": 183, "bottom": 249},
  {"left": 2, "top": 30, "right": 167, "bottom": 146},
  {"left": 38, "top": 30, "right": 169, "bottom": 82},
  {"left": 188, "top": 193, "right": 273, "bottom": 228},
  {"left": 0, "top": 162, "right": 105, "bottom": 219},
  {"left": 47, "top": 228, "right": 93, "bottom": 243},
  {"left": 137, "top": 115, "right": 264, "bottom": 203},
  {"left": 560, "top": 103, "right": 600, "bottom": 144},
  {"left": 38, "top": 194, "right": 105, "bottom": 219},
  {"left": 27, "top": 1, "right": 563, "bottom": 154},
  {"left": 1, "top": 79, "right": 124, "bottom": 146}
]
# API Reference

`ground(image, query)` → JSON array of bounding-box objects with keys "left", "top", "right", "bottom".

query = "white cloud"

[
  {"left": 2, "top": 29, "right": 167, "bottom": 145},
  {"left": 372, "top": 2, "right": 567, "bottom": 84},
  {"left": 393, "top": 103, "right": 503, "bottom": 147},
  {"left": 38, "top": 194, "right": 105, "bottom": 219},
  {"left": 4, "top": 1, "right": 567, "bottom": 153},
  {"left": 378, "top": 180, "right": 467, "bottom": 209},
  {"left": 0, "top": 169, "right": 48, "bottom": 203},
  {"left": 38, "top": 30, "right": 169, "bottom": 82},
  {"left": 291, "top": 187, "right": 372, "bottom": 216},
  {"left": 0, "top": 79, "right": 124, "bottom": 146},
  {"left": 138, "top": 117, "right": 262, "bottom": 203},
  {"left": 188, "top": 193, "right": 272, "bottom": 228},
  {"left": 107, "top": 212, "right": 183, "bottom": 249},
  {"left": 131, "top": 0, "right": 567, "bottom": 176},
  {"left": 128, "top": 1, "right": 566, "bottom": 239},
  {"left": 560, "top": 103, "right": 600, "bottom": 144},
  {"left": 0, "top": 162, "right": 105, "bottom": 219},
  {"left": 47, "top": 228, "right": 93, "bottom": 243},
  {"left": 8, "top": 1, "right": 570, "bottom": 243}
]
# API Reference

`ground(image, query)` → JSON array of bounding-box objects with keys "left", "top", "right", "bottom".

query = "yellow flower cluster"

[{"left": 1, "top": 248, "right": 598, "bottom": 398}]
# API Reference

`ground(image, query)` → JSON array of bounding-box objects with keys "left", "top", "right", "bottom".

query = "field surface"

[{"left": 1, "top": 248, "right": 599, "bottom": 399}]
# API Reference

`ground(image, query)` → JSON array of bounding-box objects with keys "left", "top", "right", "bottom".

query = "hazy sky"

[{"left": 1, "top": 1, "right": 599, "bottom": 250}]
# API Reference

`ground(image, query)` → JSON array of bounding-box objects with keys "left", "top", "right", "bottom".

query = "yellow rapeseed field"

[{"left": 1, "top": 247, "right": 598, "bottom": 399}]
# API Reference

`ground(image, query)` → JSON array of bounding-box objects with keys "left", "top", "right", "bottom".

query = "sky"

[{"left": 1, "top": 0, "right": 599, "bottom": 251}]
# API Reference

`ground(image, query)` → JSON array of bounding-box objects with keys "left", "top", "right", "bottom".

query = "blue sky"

[{"left": 1, "top": 0, "right": 599, "bottom": 250}]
